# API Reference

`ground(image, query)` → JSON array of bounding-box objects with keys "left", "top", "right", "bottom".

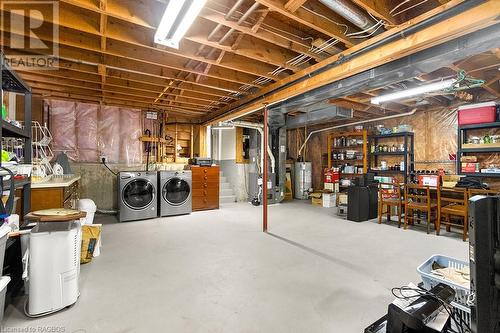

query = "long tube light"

[
  {"left": 370, "top": 79, "right": 456, "bottom": 105},
  {"left": 154, "top": 0, "right": 207, "bottom": 49}
]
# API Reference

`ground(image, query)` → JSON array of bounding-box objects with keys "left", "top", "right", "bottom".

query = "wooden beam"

[
  {"left": 4, "top": 43, "right": 248, "bottom": 95},
  {"left": 199, "top": 9, "right": 324, "bottom": 62},
  {"left": 185, "top": 32, "right": 303, "bottom": 71},
  {"left": 0, "top": 5, "right": 280, "bottom": 83},
  {"left": 479, "top": 73, "right": 500, "bottom": 98},
  {"left": 18, "top": 62, "right": 236, "bottom": 100},
  {"left": 26, "top": 80, "right": 211, "bottom": 110},
  {"left": 252, "top": 9, "right": 269, "bottom": 32},
  {"left": 254, "top": 0, "right": 355, "bottom": 47},
  {"left": 99, "top": 0, "right": 107, "bottom": 90},
  {"left": 203, "top": 0, "right": 500, "bottom": 124},
  {"left": 350, "top": 0, "right": 397, "bottom": 25},
  {"left": 1, "top": 20, "right": 263, "bottom": 89},
  {"left": 33, "top": 88, "right": 204, "bottom": 117},
  {"left": 60, "top": 0, "right": 159, "bottom": 29},
  {"left": 284, "top": 0, "right": 308, "bottom": 13}
]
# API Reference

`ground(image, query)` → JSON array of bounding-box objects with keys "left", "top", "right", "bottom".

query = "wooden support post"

[
  {"left": 263, "top": 104, "right": 268, "bottom": 232},
  {"left": 190, "top": 125, "right": 194, "bottom": 159},
  {"left": 199, "top": 125, "right": 207, "bottom": 157},
  {"left": 175, "top": 123, "right": 178, "bottom": 163}
]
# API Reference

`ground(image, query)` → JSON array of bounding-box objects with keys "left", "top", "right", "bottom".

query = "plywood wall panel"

[{"left": 288, "top": 107, "right": 477, "bottom": 190}]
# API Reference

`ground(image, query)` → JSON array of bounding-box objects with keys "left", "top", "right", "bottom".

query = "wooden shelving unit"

[
  {"left": 327, "top": 130, "right": 368, "bottom": 175},
  {"left": 457, "top": 121, "right": 500, "bottom": 177},
  {"left": 140, "top": 111, "right": 194, "bottom": 164}
]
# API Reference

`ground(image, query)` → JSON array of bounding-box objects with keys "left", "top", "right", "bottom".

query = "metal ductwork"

[
  {"left": 318, "top": 0, "right": 380, "bottom": 32},
  {"left": 285, "top": 104, "right": 353, "bottom": 129}
]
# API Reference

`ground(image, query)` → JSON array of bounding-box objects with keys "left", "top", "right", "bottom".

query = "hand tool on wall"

[{"left": 144, "top": 129, "right": 152, "bottom": 172}]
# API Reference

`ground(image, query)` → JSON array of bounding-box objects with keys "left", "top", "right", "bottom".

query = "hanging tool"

[
  {"left": 144, "top": 129, "right": 152, "bottom": 172},
  {"left": 446, "top": 70, "right": 485, "bottom": 92}
]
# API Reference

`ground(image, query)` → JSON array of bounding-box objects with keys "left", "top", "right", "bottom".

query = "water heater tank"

[{"left": 294, "top": 162, "right": 312, "bottom": 200}]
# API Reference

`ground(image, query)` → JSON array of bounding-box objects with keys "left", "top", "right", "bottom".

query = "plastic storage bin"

[
  {"left": 417, "top": 254, "right": 471, "bottom": 327},
  {"left": 0, "top": 276, "right": 10, "bottom": 323},
  {"left": 458, "top": 101, "right": 496, "bottom": 125},
  {"left": 0, "top": 225, "right": 12, "bottom": 270}
]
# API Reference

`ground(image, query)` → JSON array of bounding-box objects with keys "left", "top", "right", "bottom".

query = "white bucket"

[{"left": 77, "top": 199, "right": 97, "bottom": 225}]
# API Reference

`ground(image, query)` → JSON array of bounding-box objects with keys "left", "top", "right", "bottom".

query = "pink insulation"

[
  {"left": 97, "top": 105, "right": 121, "bottom": 163},
  {"left": 50, "top": 100, "right": 78, "bottom": 160},
  {"left": 76, "top": 103, "right": 99, "bottom": 162},
  {"left": 49, "top": 100, "right": 143, "bottom": 164},
  {"left": 119, "top": 108, "right": 143, "bottom": 165}
]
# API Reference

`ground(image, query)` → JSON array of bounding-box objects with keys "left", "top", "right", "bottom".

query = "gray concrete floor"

[{"left": 4, "top": 201, "right": 467, "bottom": 333}]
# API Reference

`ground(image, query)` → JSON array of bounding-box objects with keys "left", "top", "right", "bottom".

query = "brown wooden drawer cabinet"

[
  {"left": 191, "top": 166, "right": 219, "bottom": 211},
  {"left": 31, "top": 181, "right": 79, "bottom": 212}
]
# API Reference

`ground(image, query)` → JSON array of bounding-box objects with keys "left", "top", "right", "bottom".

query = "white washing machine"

[
  {"left": 118, "top": 171, "right": 158, "bottom": 222},
  {"left": 159, "top": 170, "right": 192, "bottom": 216}
]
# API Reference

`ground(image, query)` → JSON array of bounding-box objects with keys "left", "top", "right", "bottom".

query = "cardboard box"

[
  {"left": 442, "top": 174, "right": 462, "bottom": 188},
  {"left": 310, "top": 192, "right": 322, "bottom": 206},
  {"left": 322, "top": 193, "right": 337, "bottom": 208},
  {"left": 461, "top": 162, "right": 480, "bottom": 173},
  {"left": 324, "top": 182, "right": 339, "bottom": 192},
  {"left": 418, "top": 175, "right": 440, "bottom": 187},
  {"left": 338, "top": 193, "right": 348, "bottom": 205},
  {"left": 461, "top": 156, "right": 477, "bottom": 162}
]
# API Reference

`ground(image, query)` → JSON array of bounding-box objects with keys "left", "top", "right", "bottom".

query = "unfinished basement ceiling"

[{"left": 0, "top": 0, "right": 463, "bottom": 121}]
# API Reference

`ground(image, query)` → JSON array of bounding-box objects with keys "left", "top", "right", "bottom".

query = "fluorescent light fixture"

[
  {"left": 154, "top": 0, "right": 207, "bottom": 49},
  {"left": 370, "top": 79, "right": 456, "bottom": 105}
]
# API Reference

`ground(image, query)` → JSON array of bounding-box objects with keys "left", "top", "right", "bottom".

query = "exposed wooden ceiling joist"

[
  {"left": 254, "top": 0, "right": 356, "bottom": 47},
  {"left": 204, "top": 0, "right": 500, "bottom": 124},
  {"left": 350, "top": 0, "right": 397, "bottom": 25},
  {"left": 24, "top": 77, "right": 221, "bottom": 109},
  {"left": 199, "top": 9, "right": 324, "bottom": 62},
  {"left": 284, "top": 0, "right": 309, "bottom": 13},
  {"left": 1, "top": 0, "right": 493, "bottom": 118}
]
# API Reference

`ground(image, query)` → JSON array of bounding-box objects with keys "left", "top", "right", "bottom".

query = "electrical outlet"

[{"left": 100, "top": 155, "right": 107, "bottom": 163}]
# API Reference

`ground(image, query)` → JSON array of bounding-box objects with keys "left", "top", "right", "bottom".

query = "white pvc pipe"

[{"left": 298, "top": 108, "right": 417, "bottom": 157}]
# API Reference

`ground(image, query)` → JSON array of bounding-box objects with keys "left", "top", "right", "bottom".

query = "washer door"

[
  {"left": 122, "top": 179, "right": 154, "bottom": 210},
  {"left": 163, "top": 177, "right": 190, "bottom": 206}
]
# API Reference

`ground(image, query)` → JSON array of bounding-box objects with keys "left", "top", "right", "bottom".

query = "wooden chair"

[
  {"left": 404, "top": 184, "right": 439, "bottom": 234},
  {"left": 378, "top": 182, "right": 404, "bottom": 227},
  {"left": 468, "top": 188, "right": 500, "bottom": 198},
  {"left": 437, "top": 187, "right": 468, "bottom": 241}
]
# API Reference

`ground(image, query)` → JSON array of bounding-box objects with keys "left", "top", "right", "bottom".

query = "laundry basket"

[{"left": 417, "top": 254, "right": 471, "bottom": 327}]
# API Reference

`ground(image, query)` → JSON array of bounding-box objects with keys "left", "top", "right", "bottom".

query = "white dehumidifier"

[{"left": 24, "top": 220, "right": 81, "bottom": 317}]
